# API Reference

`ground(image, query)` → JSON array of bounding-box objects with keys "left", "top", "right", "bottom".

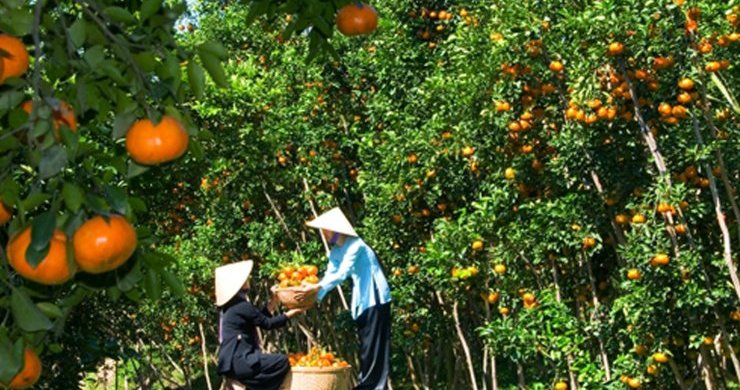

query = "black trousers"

[{"left": 354, "top": 301, "right": 391, "bottom": 390}]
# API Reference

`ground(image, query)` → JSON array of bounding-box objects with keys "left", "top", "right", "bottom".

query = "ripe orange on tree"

[
  {"left": 653, "top": 352, "right": 669, "bottom": 363},
  {"left": 0, "top": 34, "right": 30, "bottom": 83},
  {"left": 627, "top": 269, "right": 641, "bottom": 280},
  {"left": 471, "top": 240, "right": 484, "bottom": 251},
  {"left": 0, "top": 348, "right": 42, "bottom": 389},
  {"left": 125, "top": 115, "right": 190, "bottom": 165},
  {"left": 0, "top": 201, "right": 12, "bottom": 225},
  {"left": 73, "top": 215, "right": 138, "bottom": 274},
  {"left": 548, "top": 60, "right": 564, "bottom": 72},
  {"left": 650, "top": 253, "right": 669, "bottom": 267},
  {"left": 677, "top": 78, "right": 694, "bottom": 90},
  {"left": 494, "top": 264, "right": 506, "bottom": 274},
  {"left": 632, "top": 213, "right": 646, "bottom": 224},
  {"left": 582, "top": 236, "right": 596, "bottom": 249},
  {"left": 7, "top": 227, "right": 75, "bottom": 285},
  {"left": 607, "top": 42, "right": 625, "bottom": 56},
  {"left": 554, "top": 382, "right": 567, "bottom": 390},
  {"left": 336, "top": 3, "right": 378, "bottom": 36}
]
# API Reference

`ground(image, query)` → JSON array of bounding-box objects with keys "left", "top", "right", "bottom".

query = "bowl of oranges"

[
  {"left": 273, "top": 264, "right": 320, "bottom": 309},
  {"left": 280, "top": 347, "right": 352, "bottom": 390}
]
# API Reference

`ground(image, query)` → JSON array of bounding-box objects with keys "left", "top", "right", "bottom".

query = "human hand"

[
  {"left": 294, "top": 284, "right": 320, "bottom": 302},
  {"left": 286, "top": 308, "right": 306, "bottom": 318}
]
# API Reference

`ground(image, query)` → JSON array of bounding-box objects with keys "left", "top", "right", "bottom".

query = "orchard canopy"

[{"left": 0, "top": 0, "right": 739, "bottom": 389}]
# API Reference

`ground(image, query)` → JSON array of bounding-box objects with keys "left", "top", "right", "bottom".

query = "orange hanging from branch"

[{"left": 336, "top": 3, "right": 378, "bottom": 36}]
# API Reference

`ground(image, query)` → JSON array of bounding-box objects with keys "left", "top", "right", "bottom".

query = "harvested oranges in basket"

[
  {"left": 289, "top": 347, "right": 350, "bottom": 368},
  {"left": 276, "top": 264, "right": 320, "bottom": 288}
]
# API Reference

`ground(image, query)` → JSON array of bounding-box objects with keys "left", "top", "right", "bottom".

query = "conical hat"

[
  {"left": 305, "top": 207, "right": 358, "bottom": 237},
  {"left": 215, "top": 260, "right": 253, "bottom": 306}
]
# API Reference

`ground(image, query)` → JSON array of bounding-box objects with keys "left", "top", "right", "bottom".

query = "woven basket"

[
  {"left": 274, "top": 286, "right": 317, "bottom": 309},
  {"left": 280, "top": 366, "right": 352, "bottom": 390}
]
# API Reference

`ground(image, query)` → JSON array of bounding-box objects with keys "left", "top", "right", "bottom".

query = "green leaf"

[
  {"left": 127, "top": 161, "right": 149, "bottom": 179},
  {"left": 105, "top": 186, "right": 128, "bottom": 215},
  {"left": 26, "top": 212, "right": 55, "bottom": 268},
  {"left": 69, "top": 19, "right": 87, "bottom": 48},
  {"left": 116, "top": 260, "right": 142, "bottom": 292},
  {"left": 20, "top": 192, "right": 50, "bottom": 212},
  {"left": 36, "top": 302, "right": 64, "bottom": 319},
  {"left": 144, "top": 268, "right": 162, "bottom": 300},
  {"left": 187, "top": 61, "right": 206, "bottom": 99},
  {"left": 198, "top": 41, "right": 228, "bottom": 59},
  {"left": 62, "top": 182, "right": 84, "bottom": 213},
  {"left": 140, "top": 0, "right": 163, "bottom": 21},
  {"left": 103, "top": 7, "right": 137, "bottom": 25},
  {"left": 39, "top": 145, "right": 67, "bottom": 179},
  {"left": 189, "top": 139, "right": 204, "bottom": 160},
  {"left": 161, "top": 269, "right": 185, "bottom": 297},
  {"left": 11, "top": 288, "right": 53, "bottom": 332},
  {"left": 141, "top": 251, "right": 176, "bottom": 270},
  {"left": 112, "top": 106, "right": 138, "bottom": 140},
  {"left": 0, "top": 337, "right": 24, "bottom": 384},
  {"left": 83, "top": 45, "right": 105, "bottom": 69},
  {"left": 133, "top": 52, "right": 158, "bottom": 72},
  {"left": 198, "top": 50, "right": 228, "bottom": 88}
]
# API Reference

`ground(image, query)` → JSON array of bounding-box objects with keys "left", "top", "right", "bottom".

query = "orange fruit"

[
  {"left": 486, "top": 292, "right": 500, "bottom": 304},
  {"left": 651, "top": 253, "right": 669, "bottom": 266},
  {"left": 704, "top": 61, "right": 721, "bottom": 73},
  {"left": 73, "top": 215, "right": 137, "bottom": 274},
  {"left": 407, "top": 265, "right": 419, "bottom": 274},
  {"left": 674, "top": 224, "right": 687, "bottom": 235},
  {"left": 471, "top": 240, "right": 484, "bottom": 251},
  {"left": 677, "top": 78, "right": 694, "bottom": 90},
  {"left": 658, "top": 102, "right": 672, "bottom": 116},
  {"left": 4, "top": 348, "right": 42, "bottom": 389},
  {"left": 657, "top": 203, "right": 674, "bottom": 214},
  {"left": 461, "top": 146, "right": 475, "bottom": 157},
  {"left": 730, "top": 310, "right": 740, "bottom": 321},
  {"left": 307, "top": 265, "right": 319, "bottom": 276},
  {"left": 495, "top": 101, "right": 511, "bottom": 112},
  {"left": 406, "top": 153, "right": 418, "bottom": 164},
  {"left": 634, "top": 344, "right": 648, "bottom": 355},
  {"left": 522, "top": 292, "right": 536, "bottom": 304},
  {"left": 336, "top": 3, "right": 378, "bottom": 36},
  {"left": 504, "top": 167, "right": 516, "bottom": 180},
  {"left": 653, "top": 352, "right": 669, "bottom": 363},
  {"left": 627, "top": 269, "right": 641, "bottom": 280},
  {"left": 0, "top": 201, "right": 12, "bottom": 225},
  {"left": 628, "top": 378, "right": 641, "bottom": 389},
  {"left": 632, "top": 214, "right": 646, "bottom": 224},
  {"left": 615, "top": 214, "right": 629, "bottom": 225},
  {"left": 125, "top": 115, "right": 190, "bottom": 165},
  {"left": 499, "top": 306, "right": 510, "bottom": 316},
  {"left": 607, "top": 42, "right": 625, "bottom": 56},
  {"left": 0, "top": 34, "right": 30, "bottom": 83},
  {"left": 7, "top": 227, "right": 74, "bottom": 285},
  {"left": 582, "top": 237, "right": 596, "bottom": 249},
  {"left": 548, "top": 60, "right": 564, "bottom": 72},
  {"left": 554, "top": 381, "right": 568, "bottom": 390},
  {"left": 494, "top": 264, "right": 506, "bottom": 274}
]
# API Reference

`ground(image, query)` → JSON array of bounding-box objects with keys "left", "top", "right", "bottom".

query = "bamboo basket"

[
  {"left": 280, "top": 366, "right": 353, "bottom": 390},
  {"left": 274, "top": 286, "right": 317, "bottom": 309}
]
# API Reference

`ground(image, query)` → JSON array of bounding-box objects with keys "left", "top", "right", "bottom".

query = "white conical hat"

[
  {"left": 305, "top": 207, "right": 358, "bottom": 237},
  {"left": 215, "top": 260, "right": 254, "bottom": 306}
]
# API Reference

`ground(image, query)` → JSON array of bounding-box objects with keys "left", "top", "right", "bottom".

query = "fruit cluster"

[
  {"left": 276, "top": 264, "right": 319, "bottom": 288},
  {"left": 288, "top": 347, "right": 350, "bottom": 368}
]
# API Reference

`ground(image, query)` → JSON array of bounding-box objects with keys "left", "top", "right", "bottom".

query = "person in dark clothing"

[{"left": 215, "top": 260, "right": 304, "bottom": 390}]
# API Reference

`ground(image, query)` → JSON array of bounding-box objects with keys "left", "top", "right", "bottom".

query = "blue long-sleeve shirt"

[{"left": 317, "top": 237, "right": 392, "bottom": 319}]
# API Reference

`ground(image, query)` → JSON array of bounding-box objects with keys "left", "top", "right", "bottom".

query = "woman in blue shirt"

[{"left": 296, "top": 207, "right": 392, "bottom": 390}]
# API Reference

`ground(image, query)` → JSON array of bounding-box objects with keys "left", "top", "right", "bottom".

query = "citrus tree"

[
  {"left": 134, "top": 0, "right": 737, "bottom": 389},
  {"left": 0, "top": 0, "right": 228, "bottom": 387}
]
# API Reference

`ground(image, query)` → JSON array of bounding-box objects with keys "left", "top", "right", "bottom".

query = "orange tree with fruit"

[
  {"left": 3, "top": 0, "right": 737, "bottom": 388},
  {"left": 133, "top": 0, "right": 736, "bottom": 389},
  {"left": 0, "top": 0, "right": 229, "bottom": 387}
]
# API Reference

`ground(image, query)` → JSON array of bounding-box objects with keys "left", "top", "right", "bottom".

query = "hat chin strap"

[{"left": 329, "top": 232, "right": 341, "bottom": 245}]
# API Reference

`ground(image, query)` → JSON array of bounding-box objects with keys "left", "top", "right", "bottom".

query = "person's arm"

[
  {"left": 241, "top": 303, "right": 303, "bottom": 330},
  {"left": 316, "top": 243, "right": 361, "bottom": 302}
]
